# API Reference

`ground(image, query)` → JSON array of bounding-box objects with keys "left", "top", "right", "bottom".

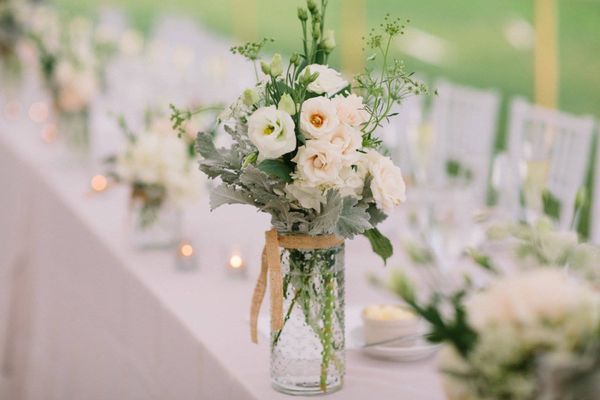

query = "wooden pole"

[
  {"left": 534, "top": 0, "right": 559, "bottom": 108},
  {"left": 340, "top": 0, "right": 366, "bottom": 74}
]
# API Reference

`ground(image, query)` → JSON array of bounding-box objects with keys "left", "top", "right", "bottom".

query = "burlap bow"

[{"left": 250, "top": 228, "right": 343, "bottom": 343}]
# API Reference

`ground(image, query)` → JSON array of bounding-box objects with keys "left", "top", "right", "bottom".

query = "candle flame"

[
  {"left": 90, "top": 175, "right": 108, "bottom": 192},
  {"left": 229, "top": 254, "right": 243, "bottom": 269},
  {"left": 180, "top": 243, "right": 194, "bottom": 257}
]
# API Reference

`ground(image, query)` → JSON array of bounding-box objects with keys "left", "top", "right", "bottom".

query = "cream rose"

[
  {"left": 300, "top": 97, "right": 339, "bottom": 139},
  {"left": 285, "top": 181, "right": 324, "bottom": 211},
  {"left": 337, "top": 165, "right": 366, "bottom": 199},
  {"left": 366, "top": 150, "right": 406, "bottom": 213},
  {"left": 304, "top": 64, "right": 348, "bottom": 97},
  {"left": 57, "top": 69, "right": 98, "bottom": 112},
  {"left": 292, "top": 139, "right": 343, "bottom": 187},
  {"left": 325, "top": 124, "right": 362, "bottom": 165},
  {"left": 247, "top": 106, "right": 296, "bottom": 161},
  {"left": 332, "top": 94, "right": 369, "bottom": 127}
]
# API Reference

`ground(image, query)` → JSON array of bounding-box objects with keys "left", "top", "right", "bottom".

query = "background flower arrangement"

[
  {"left": 106, "top": 114, "right": 206, "bottom": 230},
  {"left": 0, "top": 0, "right": 27, "bottom": 84},
  {"left": 384, "top": 258, "right": 600, "bottom": 400}
]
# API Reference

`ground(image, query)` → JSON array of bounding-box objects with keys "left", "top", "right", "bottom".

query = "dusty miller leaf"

[
  {"left": 336, "top": 196, "right": 372, "bottom": 238},
  {"left": 309, "top": 190, "right": 342, "bottom": 235},
  {"left": 209, "top": 184, "right": 254, "bottom": 210}
]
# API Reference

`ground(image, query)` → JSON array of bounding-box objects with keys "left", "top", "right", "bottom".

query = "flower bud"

[
  {"left": 242, "top": 88, "right": 260, "bottom": 106},
  {"left": 277, "top": 93, "right": 296, "bottom": 115},
  {"left": 320, "top": 29, "right": 336, "bottom": 53},
  {"left": 269, "top": 53, "right": 283, "bottom": 77},
  {"left": 307, "top": 0, "right": 318, "bottom": 14},
  {"left": 312, "top": 24, "right": 321, "bottom": 41},
  {"left": 297, "top": 7, "right": 308, "bottom": 21},
  {"left": 290, "top": 53, "right": 301, "bottom": 66},
  {"left": 260, "top": 60, "right": 271, "bottom": 76}
]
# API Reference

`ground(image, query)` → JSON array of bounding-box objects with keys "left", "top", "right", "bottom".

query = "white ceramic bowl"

[{"left": 361, "top": 306, "right": 420, "bottom": 348}]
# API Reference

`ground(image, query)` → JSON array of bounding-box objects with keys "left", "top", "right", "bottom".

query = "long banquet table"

[{"left": 0, "top": 96, "right": 445, "bottom": 399}]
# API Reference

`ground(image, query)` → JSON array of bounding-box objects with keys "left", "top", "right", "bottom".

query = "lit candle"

[
  {"left": 176, "top": 240, "right": 198, "bottom": 272},
  {"left": 90, "top": 175, "right": 108, "bottom": 192},
  {"left": 226, "top": 250, "right": 247, "bottom": 278}
]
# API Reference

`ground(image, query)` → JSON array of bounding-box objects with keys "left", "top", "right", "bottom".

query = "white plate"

[{"left": 350, "top": 327, "right": 441, "bottom": 362}]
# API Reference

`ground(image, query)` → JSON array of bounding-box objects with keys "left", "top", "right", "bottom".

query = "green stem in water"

[{"left": 319, "top": 274, "right": 335, "bottom": 392}]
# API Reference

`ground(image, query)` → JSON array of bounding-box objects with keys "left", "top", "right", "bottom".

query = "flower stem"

[{"left": 319, "top": 274, "right": 334, "bottom": 392}]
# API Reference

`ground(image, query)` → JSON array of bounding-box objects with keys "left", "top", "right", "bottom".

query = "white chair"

[
  {"left": 592, "top": 134, "right": 600, "bottom": 244},
  {"left": 507, "top": 98, "right": 595, "bottom": 230},
  {"left": 380, "top": 93, "right": 424, "bottom": 182},
  {"left": 429, "top": 80, "right": 501, "bottom": 203}
]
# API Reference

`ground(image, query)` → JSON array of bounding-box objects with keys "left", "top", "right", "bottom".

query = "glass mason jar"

[
  {"left": 129, "top": 187, "right": 182, "bottom": 250},
  {"left": 271, "top": 240, "right": 345, "bottom": 395},
  {"left": 57, "top": 107, "right": 90, "bottom": 156}
]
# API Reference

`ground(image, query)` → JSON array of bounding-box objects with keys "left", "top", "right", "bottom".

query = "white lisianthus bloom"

[
  {"left": 300, "top": 97, "right": 339, "bottom": 139},
  {"left": 292, "top": 139, "right": 343, "bottom": 187},
  {"left": 466, "top": 269, "right": 599, "bottom": 331},
  {"left": 285, "top": 181, "right": 324, "bottom": 211},
  {"left": 332, "top": 94, "right": 369, "bottom": 127},
  {"left": 247, "top": 106, "right": 296, "bottom": 161},
  {"left": 304, "top": 64, "right": 348, "bottom": 97},
  {"left": 324, "top": 124, "right": 362, "bottom": 165},
  {"left": 365, "top": 150, "right": 407, "bottom": 213},
  {"left": 57, "top": 69, "right": 98, "bottom": 112}
]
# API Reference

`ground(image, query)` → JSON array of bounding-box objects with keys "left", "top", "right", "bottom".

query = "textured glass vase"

[
  {"left": 130, "top": 199, "right": 182, "bottom": 250},
  {"left": 271, "top": 241, "right": 345, "bottom": 395}
]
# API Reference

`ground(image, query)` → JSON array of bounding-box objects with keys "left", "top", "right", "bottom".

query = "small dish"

[
  {"left": 361, "top": 305, "right": 420, "bottom": 347},
  {"left": 350, "top": 327, "right": 441, "bottom": 362}
]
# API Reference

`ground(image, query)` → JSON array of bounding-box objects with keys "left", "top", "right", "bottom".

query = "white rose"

[
  {"left": 337, "top": 165, "right": 366, "bottom": 199},
  {"left": 292, "top": 139, "right": 343, "bottom": 187},
  {"left": 366, "top": 150, "right": 407, "bottom": 213},
  {"left": 304, "top": 64, "right": 348, "bottom": 97},
  {"left": 247, "top": 106, "right": 296, "bottom": 161},
  {"left": 285, "top": 181, "right": 324, "bottom": 211},
  {"left": 332, "top": 94, "right": 369, "bottom": 127},
  {"left": 300, "top": 97, "right": 339, "bottom": 139},
  {"left": 324, "top": 124, "right": 362, "bottom": 165}
]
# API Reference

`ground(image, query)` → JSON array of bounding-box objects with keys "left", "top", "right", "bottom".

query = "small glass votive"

[{"left": 176, "top": 240, "right": 198, "bottom": 272}]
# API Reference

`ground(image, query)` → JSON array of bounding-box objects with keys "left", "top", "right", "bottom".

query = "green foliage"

[
  {"left": 230, "top": 37, "right": 273, "bottom": 61},
  {"left": 355, "top": 15, "right": 428, "bottom": 148},
  {"left": 362, "top": 228, "right": 393, "bottom": 264},
  {"left": 387, "top": 270, "right": 478, "bottom": 357},
  {"left": 256, "top": 159, "right": 294, "bottom": 182}
]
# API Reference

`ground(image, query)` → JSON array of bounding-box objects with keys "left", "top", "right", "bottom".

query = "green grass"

[{"left": 55, "top": 0, "right": 600, "bottom": 126}]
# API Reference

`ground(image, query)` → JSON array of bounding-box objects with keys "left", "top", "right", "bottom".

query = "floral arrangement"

[
  {"left": 28, "top": 6, "right": 117, "bottom": 114},
  {"left": 107, "top": 115, "right": 205, "bottom": 228},
  {"left": 387, "top": 267, "right": 600, "bottom": 400},
  {"left": 0, "top": 0, "right": 27, "bottom": 82},
  {"left": 172, "top": 2, "right": 426, "bottom": 262},
  {"left": 473, "top": 217, "right": 600, "bottom": 283},
  {"left": 171, "top": 0, "right": 426, "bottom": 394}
]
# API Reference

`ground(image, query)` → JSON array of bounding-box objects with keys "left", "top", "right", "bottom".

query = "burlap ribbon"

[{"left": 250, "top": 228, "right": 344, "bottom": 343}]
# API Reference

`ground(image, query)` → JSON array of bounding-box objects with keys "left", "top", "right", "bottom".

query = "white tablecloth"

[{"left": 0, "top": 99, "right": 445, "bottom": 399}]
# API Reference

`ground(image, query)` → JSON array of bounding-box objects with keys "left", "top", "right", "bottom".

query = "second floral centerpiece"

[{"left": 172, "top": 0, "right": 426, "bottom": 395}]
